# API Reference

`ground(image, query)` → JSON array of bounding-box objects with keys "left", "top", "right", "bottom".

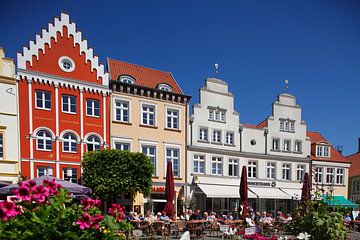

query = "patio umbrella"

[
  {"left": 0, "top": 181, "right": 10, "bottom": 188},
  {"left": 301, "top": 172, "right": 311, "bottom": 203},
  {"left": 0, "top": 175, "right": 92, "bottom": 196},
  {"left": 239, "top": 165, "right": 248, "bottom": 218},
  {"left": 163, "top": 160, "right": 175, "bottom": 219}
]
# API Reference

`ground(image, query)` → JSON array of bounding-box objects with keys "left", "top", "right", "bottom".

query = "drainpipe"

[
  {"left": 239, "top": 126, "right": 243, "bottom": 152},
  {"left": 264, "top": 129, "right": 268, "bottom": 155}
]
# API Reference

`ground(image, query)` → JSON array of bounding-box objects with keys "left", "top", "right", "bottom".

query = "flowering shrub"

[
  {"left": 0, "top": 179, "right": 132, "bottom": 240},
  {"left": 233, "top": 229, "right": 278, "bottom": 240}
]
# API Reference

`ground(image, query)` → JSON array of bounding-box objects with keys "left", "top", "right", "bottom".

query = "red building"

[{"left": 17, "top": 13, "right": 110, "bottom": 181}]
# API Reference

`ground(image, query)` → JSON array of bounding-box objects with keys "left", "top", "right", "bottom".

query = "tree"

[{"left": 82, "top": 150, "right": 154, "bottom": 204}]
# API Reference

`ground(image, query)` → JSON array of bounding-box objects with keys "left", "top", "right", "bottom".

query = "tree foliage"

[{"left": 82, "top": 149, "right": 154, "bottom": 201}]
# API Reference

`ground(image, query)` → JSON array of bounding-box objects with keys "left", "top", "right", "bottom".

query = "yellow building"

[
  {"left": 108, "top": 58, "right": 190, "bottom": 214},
  {"left": 0, "top": 48, "right": 20, "bottom": 183}
]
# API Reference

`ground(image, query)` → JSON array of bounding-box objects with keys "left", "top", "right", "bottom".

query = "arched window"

[
  {"left": 158, "top": 83, "right": 172, "bottom": 92},
  {"left": 118, "top": 75, "right": 135, "bottom": 84},
  {"left": 36, "top": 130, "right": 52, "bottom": 151},
  {"left": 63, "top": 133, "right": 77, "bottom": 153},
  {"left": 86, "top": 135, "right": 101, "bottom": 151}
]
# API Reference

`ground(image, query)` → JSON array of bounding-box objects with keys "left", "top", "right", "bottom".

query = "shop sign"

[
  {"left": 248, "top": 181, "right": 276, "bottom": 187},
  {"left": 245, "top": 227, "right": 256, "bottom": 235}
]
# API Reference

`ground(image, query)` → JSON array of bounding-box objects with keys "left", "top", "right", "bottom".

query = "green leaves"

[{"left": 82, "top": 149, "right": 154, "bottom": 202}]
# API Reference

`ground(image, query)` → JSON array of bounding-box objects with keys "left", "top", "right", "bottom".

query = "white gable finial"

[{"left": 215, "top": 63, "right": 219, "bottom": 78}]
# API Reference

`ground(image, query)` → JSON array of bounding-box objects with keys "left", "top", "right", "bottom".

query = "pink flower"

[
  {"left": 81, "top": 198, "right": 101, "bottom": 211},
  {"left": 0, "top": 200, "right": 21, "bottom": 220},
  {"left": 31, "top": 185, "right": 49, "bottom": 203},
  {"left": 43, "top": 179, "right": 61, "bottom": 196},
  {"left": 92, "top": 214, "right": 104, "bottom": 229},
  {"left": 76, "top": 213, "right": 92, "bottom": 230},
  {"left": 94, "top": 199, "right": 101, "bottom": 207},
  {"left": 108, "top": 204, "right": 125, "bottom": 222},
  {"left": 13, "top": 184, "right": 31, "bottom": 202}
]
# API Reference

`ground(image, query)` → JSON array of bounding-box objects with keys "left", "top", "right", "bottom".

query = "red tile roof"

[
  {"left": 346, "top": 152, "right": 360, "bottom": 177},
  {"left": 242, "top": 118, "right": 267, "bottom": 129},
  {"left": 107, "top": 58, "right": 183, "bottom": 94},
  {"left": 307, "top": 131, "right": 350, "bottom": 163}
]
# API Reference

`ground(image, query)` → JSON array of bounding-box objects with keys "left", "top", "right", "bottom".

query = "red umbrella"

[
  {"left": 301, "top": 172, "right": 311, "bottom": 203},
  {"left": 239, "top": 165, "right": 248, "bottom": 218},
  {"left": 163, "top": 160, "right": 175, "bottom": 219}
]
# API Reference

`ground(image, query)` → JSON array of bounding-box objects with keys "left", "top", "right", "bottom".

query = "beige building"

[
  {"left": 0, "top": 48, "right": 20, "bottom": 183},
  {"left": 307, "top": 131, "right": 350, "bottom": 199},
  {"left": 108, "top": 58, "right": 190, "bottom": 214}
]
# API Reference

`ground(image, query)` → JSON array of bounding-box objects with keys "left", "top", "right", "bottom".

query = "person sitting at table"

[
  {"left": 127, "top": 212, "right": 136, "bottom": 221},
  {"left": 245, "top": 213, "right": 256, "bottom": 227},
  {"left": 254, "top": 212, "right": 261, "bottom": 222},
  {"left": 190, "top": 209, "right": 202, "bottom": 221},
  {"left": 276, "top": 211, "right": 286, "bottom": 222},
  {"left": 156, "top": 212, "right": 162, "bottom": 220},
  {"left": 208, "top": 212, "right": 217, "bottom": 221},
  {"left": 185, "top": 209, "right": 193, "bottom": 221},
  {"left": 160, "top": 211, "right": 170, "bottom": 221},
  {"left": 284, "top": 213, "right": 292, "bottom": 223},
  {"left": 344, "top": 213, "right": 352, "bottom": 222},
  {"left": 145, "top": 210, "right": 155, "bottom": 223},
  {"left": 259, "top": 211, "right": 267, "bottom": 223}
]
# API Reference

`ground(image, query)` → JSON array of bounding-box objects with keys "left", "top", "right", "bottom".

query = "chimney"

[{"left": 358, "top": 138, "right": 360, "bottom": 153}]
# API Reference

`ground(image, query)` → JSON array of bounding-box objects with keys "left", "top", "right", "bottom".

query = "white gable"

[{"left": 17, "top": 12, "right": 109, "bottom": 86}]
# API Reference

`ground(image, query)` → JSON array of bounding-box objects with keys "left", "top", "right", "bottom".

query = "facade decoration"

[
  {"left": 0, "top": 48, "right": 19, "bottom": 183},
  {"left": 17, "top": 13, "right": 110, "bottom": 181},
  {"left": 108, "top": 58, "right": 190, "bottom": 214}
]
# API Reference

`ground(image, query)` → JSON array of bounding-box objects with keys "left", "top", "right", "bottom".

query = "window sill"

[
  {"left": 62, "top": 151, "right": 77, "bottom": 154},
  {"left": 139, "top": 124, "right": 158, "bottom": 129},
  {"left": 62, "top": 111, "right": 77, "bottom": 115},
  {"left": 198, "top": 140, "right": 209, "bottom": 143},
  {"left": 293, "top": 151, "right": 303, "bottom": 154},
  {"left": 211, "top": 142, "right": 222, "bottom": 145},
  {"left": 208, "top": 119, "right": 226, "bottom": 124},
  {"left": 280, "top": 130, "right": 295, "bottom": 133},
  {"left": 152, "top": 176, "right": 159, "bottom": 179},
  {"left": 270, "top": 149, "right": 281, "bottom": 152},
  {"left": 281, "top": 150, "right": 292, "bottom": 153},
  {"left": 224, "top": 143, "right": 235, "bottom": 147},
  {"left": 86, "top": 115, "right": 100, "bottom": 118},
  {"left": 35, "top": 107, "right": 52, "bottom": 111},
  {"left": 112, "top": 120, "right": 132, "bottom": 125},
  {"left": 164, "top": 128, "right": 181, "bottom": 133},
  {"left": 163, "top": 177, "right": 182, "bottom": 180}
]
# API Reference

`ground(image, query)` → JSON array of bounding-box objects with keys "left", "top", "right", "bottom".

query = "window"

[
  {"left": 228, "top": 159, "right": 239, "bottom": 177},
  {"left": 199, "top": 128, "right": 208, "bottom": 141},
  {"left": 324, "top": 146, "right": 329, "bottom": 157},
  {"left": 283, "top": 139, "right": 291, "bottom": 152},
  {"left": 118, "top": 75, "right": 135, "bottom": 84},
  {"left": 316, "top": 145, "right": 330, "bottom": 158},
  {"left": 326, "top": 168, "right": 335, "bottom": 184},
  {"left": 36, "top": 130, "right": 52, "bottom": 151},
  {"left": 297, "top": 165, "right": 305, "bottom": 181},
  {"left": 114, "top": 100, "right": 129, "bottom": 122},
  {"left": 315, "top": 167, "right": 323, "bottom": 184},
  {"left": 86, "top": 99, "right": 100, "bottom": 117},
  {"left": 317, "top": 146, "right": 322, "bottom": 157},
  {"left": 63, "top": 168, "right": 78, "bottom": 183},
  {"left": 211, "top": 157, "right": 223, "bottom": 175},
  {"left": 266, "top": 162, "right": 276, "bottom": 179},
  {"left": 212, "top": 130, "right": 221, "bottom": 143},
  {"left": 58, "top": 56, "right": 75, "bottom": 72},
  {"left": 35, "top": 91, "right": 51, "bottom": 110},
  {"left": 248, "top": 161, "right": 257, "bottom": 178},
  {"left": 166, "top": 148, "right": 180, "bottom": 177},
  {"left": 294, "top": 140, "right": 302, "bottom": 153},
  {"left": 209, "top": 109, "right": 225, "bottom": 122},
  {"left": 142, "top": 146, "right": 156, "bottom": 175},
  {"left": 86, "top": 135, "right": 100, "bottom": 151},
  {"left": 336, "top": 168, "right": 344, "bottom": 185},
  {"left": 0, "top": 133, "right": 3, "bottom": 160},
  {"left": 141, "top": 105, "right": 155, "bottom": 126},
  {"left": 166, "top": 109, "right": 179, "bottom": 129},
  {"left": 62, "top": 133, "right": 77, "bottom": 153},
  {"left": 280, "top": 119, "right": 295, "bottom": 132},
  {"left": 272, "top": 138, "right": 280, "bottom": 151},
  {"left": 37, "top": 167, "right": 53, "bottom": 177},
  {"left": 282, "top": 163, "right": 291, "bottom": 180},
  {"left": 158, "top": 83, "right": 172, "bottom": 92},
  {"left": 62, "top": 95, "right": 76, "bottom": 114},
  {"left": 114, "top": 142, "right": 130, "bottom": 151},
  {"left": 226, "top": 132, "right": 234, "bottom": 145},
  {"left": 193, "top": 155, "right": 205, "bottom": 174}
]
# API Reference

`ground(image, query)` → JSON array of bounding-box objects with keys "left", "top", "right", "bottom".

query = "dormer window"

[
  {"left": 158, "top": 83, "right": 172, "bottom": 92},
  {"left": 316, "top": 145, "right": 330, "bottom": 158},
  {"left": 118, "top": 75, "right": 135, "bottom": 84},
  {"left": 280, "top": 118, "right": 295, "bottom": 132}
]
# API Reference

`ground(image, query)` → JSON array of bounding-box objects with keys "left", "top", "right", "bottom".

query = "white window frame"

[
  {"left": 142, "top": 145, "right": 157, "bottom": 176},
  {"left": 212, "top": 130, "right": 222, "bottom": 143},
  {"left": 63, "top": 168, "right": 78, "bottom": 183},
  {"left": 316, "top": 145, "right": 331, "bottom": 158},
  {"left": 62, "top": 95, "right": 77, "bottom": 114},
  {"left": 208, "top": 108, "right": 226, "bottom": 122},
  {"left": 62, "top": 132, "right": 77, "bottom": 153},
  {"left": 211, "top": 156, "right": 223, "bottom": 176},
  {"left": 296, "top": 164, "right": 306, "bottom": 181},
  {"left": 86, "top": 99, "right": 100, "bottom": 117},
  {"left": 248, "top": 160, "right": 257, "bottom": 179},
  {"left": 193, "top": 154, "right": 205, "bottom": 174},
  {"left": 114, "top": 99, "right": 130, "bottom": 123},
  {"left": 323, "top": 146, "right": 330, "bottom": 157},
  {"left": 141, "top": 103, "right": 156, "bottom": 126},
  {"left": 283, "top": 139, "right": 291, "bottom": 152},
  {"left": 166, "top": 108, "right": 179, "bottom": 129},
  {"left": 35, "top": 90, "right": 51, "bottom": 110},
  {"left": 165, "top": 147, "right": 180, "bottom": 177},
  {"left": 266, "top": 162, "right": 276, "bottom": 179},
  {"left": 114, "top": 142, "right": 131, "bottom": 151},
  {"left": 36, "top": 130, "right": 53, "bottom": 151},
  {"left": 315, "top": 167, "right": 323, "bottom": 184},
  {"left": 118, "top": 75, "right": 135, "bottom": 84},
  {"left": 199, "top": 127, "right": 208, "bottom": 142},
  {"left": 225, "top": 131, "right": 234, "bottom": 145},
  {"left": 280, "top": 119, "right": 295, "bottom": 132},
  {"left": 228, "top": 158, "right": 239, "bottom": 177},
  {"left": 326, "top": 167, "right": 335, "bottom": 184},
  {"left": 158, "top": 83, "right": 172, "bottom": 92},
  {"left": 336, "top": 168, "right": 344, "bottom": 185},
  {"left": 272, "top": 138, "right": 280, "bottom": 151},
  {"left": 37, "top": 167, "right": 53, "bottom": 177},
  {"left": 294, "top": 140, "right": 302, "bottom": 153},
  {"left": 282, "top": 163, "right": 291, "bottom": 181},
  {"left": 86, "top": 135, "right": 101, "bottom": 151}
]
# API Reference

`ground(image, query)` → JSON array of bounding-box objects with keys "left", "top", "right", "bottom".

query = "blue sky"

[{"left": 1, "top": 0, "right": 359, "bottom": 155}]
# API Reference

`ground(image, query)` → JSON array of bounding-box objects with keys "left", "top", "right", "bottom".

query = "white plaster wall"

[
  {"left": 0, "top": 114, "right": 19, "bottom": 161},
  {"left": 0, "top": 83, "right": 17, "bottom": 114},
  {"left": 241, "top": 127, "right": 265, "bottom": 154}
]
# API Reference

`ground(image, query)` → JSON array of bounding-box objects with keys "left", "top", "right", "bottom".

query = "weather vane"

[
  {"left": 215, "top": 63, "right": 219, "bottom": 78},
  {"left": 285, "top": 79, "right": 289, "bottom": 92}
]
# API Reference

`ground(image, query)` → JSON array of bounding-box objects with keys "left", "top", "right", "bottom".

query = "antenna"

[{"left": 215, "top": 63, "right": 219, "bottom": 78}]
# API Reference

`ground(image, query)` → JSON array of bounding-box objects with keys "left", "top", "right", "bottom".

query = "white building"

[
  {"left": 187, "top": 77, "right": 311, "bottom": 215},
  {"left": 0, "top": 48, "right": 20, "bottom": 183}
]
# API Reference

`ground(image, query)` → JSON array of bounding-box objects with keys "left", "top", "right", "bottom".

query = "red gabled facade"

[{"left": 17, "top": 13, "right": 110, "bottom": 181}]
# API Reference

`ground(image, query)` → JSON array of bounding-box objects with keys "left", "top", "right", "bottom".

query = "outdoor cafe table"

[{"left": 187, "top": 220, "right": 208, "bottom": 238}]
